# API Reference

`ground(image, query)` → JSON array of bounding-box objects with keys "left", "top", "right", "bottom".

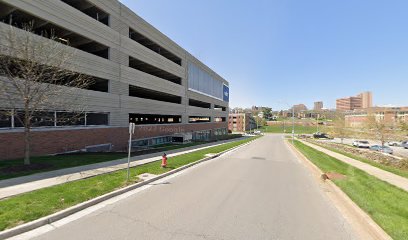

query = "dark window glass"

[
  {"left": 14, "top": 111, "right": 25, "bottom": 128},
  {"left": 0, "top": 111, "right": 12, "bottom": 128},
  {"left": 57, "top": 112, "right": 85, "bottom": 126},
  {"left": 86, "top": 113, "right": 109, "bottom": 125},
  {"left": 31, "top": 111, "right": 55, "bottom": 127}
]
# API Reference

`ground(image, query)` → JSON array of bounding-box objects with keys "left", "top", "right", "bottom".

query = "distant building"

[
  {"left": 345, "top": 106, "right": 408, "bottom": 128},
  {"left": 228, "top": 113, "right": 256, "bottom": 132},
  {"left": 359, "top": 91, "right": 373, "bottom": 108},
  {"left": 314, "top": 101, "right": 323, "bottom": 111},
  {"left": 336, "top": 96, "right": 362, "bottom": 111},
  {"left": 292, "top": 104, "right": 308, "bottom": 113},
  {"left": 336, "top": 91, "right": 372, "bottom": 111}
]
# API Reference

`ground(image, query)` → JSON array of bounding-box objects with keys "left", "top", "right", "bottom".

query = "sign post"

[{"left": 127, "top": 122, "right": 136, "bottom": 181}]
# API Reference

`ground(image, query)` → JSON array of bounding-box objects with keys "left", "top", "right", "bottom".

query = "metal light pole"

[
  {"left": 292, "top": 107, "right": 295, "bottom": 144},
  {"left": 127, "top": 122, "right": 136, "bottom": 181}
]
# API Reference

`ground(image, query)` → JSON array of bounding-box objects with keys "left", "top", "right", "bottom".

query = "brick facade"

[{"left": 0, "top": 122, "right": 227, "bottom": 160}]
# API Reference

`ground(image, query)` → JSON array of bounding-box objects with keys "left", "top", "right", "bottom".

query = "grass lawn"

[
  {"left": 312, "top": 141, "right": 408, "bottom": 179},
  {"left": 261, "top": 125, "right": 317, "bottom": 134},
  {"left": 0, "top": 136, "right": 258, "bottom": 231},
  {"left": 0, "top": 153, "right": 127, "bottom": 181},
  {"left": 293, "top": 140, "right": 408, "bottom": 240},
  {"left": 0, "top": 135, "right": 244, "bottom": 181}
]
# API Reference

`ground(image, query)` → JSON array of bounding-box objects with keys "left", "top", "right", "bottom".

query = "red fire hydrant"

[{"left": 161, "top": 153, "right": 167, "bottom": 168}]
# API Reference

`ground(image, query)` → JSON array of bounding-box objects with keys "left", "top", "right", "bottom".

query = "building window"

[
  {"left": 86, "top": 113, "right": 109, "bottom": 125},
  {"left": 0, "top": 111, "right": 12, "bottom": 128},
  {"left": 129, "top": 113, "right": 181, "bottom": 125},
  {"left": 0, "top": 109, "right": 109, "bottom": 129},
  {"left": 215, "top": 117, "right": 226, "bottom": 122},
  {"left": 56, "top": 112, "right": 86, "bottom": 126},
  {"left": 188, "top": 62, "right": 225, "bottom": 100},
  {"left": 189, "top": 116, "right": 211, "bottom": 123}
]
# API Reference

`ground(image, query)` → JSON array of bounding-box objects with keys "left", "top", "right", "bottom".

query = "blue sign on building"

[{"left": 223, "top": 84, "right": 229, "bottom": 102}]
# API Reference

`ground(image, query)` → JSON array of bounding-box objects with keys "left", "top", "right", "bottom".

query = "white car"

[
  {"left": 352, "top": 140, "right": 370, "bottom": 148},
  {"left": 402, "top": 141, "right": 408, "bottom": 149},
  {"left": 387, "top": 141, "right": 401, "bottom": 147}
]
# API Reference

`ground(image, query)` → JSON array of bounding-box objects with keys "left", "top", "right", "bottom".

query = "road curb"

[
  {"left": 286, "top": 139, "right": 392, "bottom": 240},
  {"left": 0, "top": 137, "right": 260, "bottom": 240}
]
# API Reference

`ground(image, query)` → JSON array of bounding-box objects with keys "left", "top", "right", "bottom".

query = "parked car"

[
  {"left": 313, "top": 132, "right": 332, "bottom": 139},
  {"left": 387, "top": 141, "right": 401, "bottom": 147},
  {"left": 352, "top": 140, "right": 370, "bottom": 148},
  {"left": 370, "top": 145, "right": 393, "bottom": 154},
  {"left": 402, "top": 141, "right": 408, "bottom": 149}
]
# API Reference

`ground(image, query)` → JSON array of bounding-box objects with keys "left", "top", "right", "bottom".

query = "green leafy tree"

[{"left": 262, "top": 107, "right": 273, "bottom": 120}]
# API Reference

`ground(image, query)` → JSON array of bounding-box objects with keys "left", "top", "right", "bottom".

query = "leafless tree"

[
  {"left": 328, "top": 112, "right": 349, "bottom": 144},
  {"left": 364, "top": 111, "right": 395, "bottom": 146},
  {"left": 400, "top": 121, "right": 408, "bottom": 137},
  {"left": 0, "top": 22, "right": 92, "bottom": 165}
]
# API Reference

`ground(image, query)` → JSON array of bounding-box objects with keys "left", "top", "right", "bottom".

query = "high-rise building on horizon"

[
  {"left": 358, "top": 91, "right": 373, "bottom": 109},
  {"left": 292, "top": 104, "right": 308, "bottom": 113},
  {"left": 314, "top": 101, "right": 323, "bottom": 111},
  {"left": 336, "top": 91, "right": 373, "bottom": 111}
]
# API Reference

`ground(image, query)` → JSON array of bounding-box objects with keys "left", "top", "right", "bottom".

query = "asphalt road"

[{"left": 32, "top": 135, "right": 357, "bottom": 240}]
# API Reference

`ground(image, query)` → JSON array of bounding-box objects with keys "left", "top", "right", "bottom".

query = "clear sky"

[{"left": 120, "top": 0, "right": 408, "bottom": 110}]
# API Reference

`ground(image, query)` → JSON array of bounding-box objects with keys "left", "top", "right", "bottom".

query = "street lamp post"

[
  {"left": 277, "top": 101, "right": 296, "bottom": 144},
  {"left": 292, "top": 107, "right": 295, "bottom": 144}
]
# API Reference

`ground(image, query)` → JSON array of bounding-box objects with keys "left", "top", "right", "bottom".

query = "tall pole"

[
  {"left": 292, "top": 107, "right": 295, "bottom": 144},
  {"left": 127, "top": 123, "right": 135, "bottom": 181}
]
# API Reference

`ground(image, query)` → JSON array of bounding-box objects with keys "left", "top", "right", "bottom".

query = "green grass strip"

[
  {"left": 311, "top": 141, "right": 408, "bottom": 179},
  {"left": 0, "top": 135, "right": 245, "bottom": 181},
  {"left": 260, "top": 125, "right": 317, "bottom": 134},
  {"left": 293, "top": 140, "right": 408, "bottom": 240},
  {"left": 0, "top": 136, "right": 258, "bottom": 231}
]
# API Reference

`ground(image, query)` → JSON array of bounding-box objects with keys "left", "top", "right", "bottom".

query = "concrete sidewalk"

[
  {"left": 0, "top": 137, "right": 247, "bottom": 199},
  {"left": 301, "top": 140, "right": 408, "bottom": 192}
]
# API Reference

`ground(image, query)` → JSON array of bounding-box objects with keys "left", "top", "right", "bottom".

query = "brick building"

[
  {"left": 314, "top": 101, "right": 323, "bottom": 111},
  {"left": 345, "top": 107, "right": 408, "bottom": 128},
  {"left": 228, "top": 113, "right": 256, "bottom": 132},
  {"left": 336, "top": 91, "right": 372, "bottom": 111}
]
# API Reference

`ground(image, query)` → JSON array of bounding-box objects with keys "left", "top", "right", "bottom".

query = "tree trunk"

[
  {"left": 24, "top": 126, "right": 31, "bottom": 165},
  {"left": 24, "top": 103, "right": 31, "bottom": 165}
]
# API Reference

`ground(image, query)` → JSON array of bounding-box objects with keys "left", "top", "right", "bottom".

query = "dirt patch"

[
  {"left": 323, "top": 172, "right": 346, "bottom": 180},
  {"left": 0, "top": 163, "right": 53, "bottom": 174}
]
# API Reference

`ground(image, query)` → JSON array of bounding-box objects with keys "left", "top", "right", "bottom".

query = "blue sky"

[{"left": 120, "top": 0, "right": 408, "bottom": 110}]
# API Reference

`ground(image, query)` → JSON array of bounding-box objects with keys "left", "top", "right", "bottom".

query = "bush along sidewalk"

[
  {"left": 292, "top": 140, "right": 408, "bottom": 240},
  {"left": 0, "top": 136, "right": 259, "bottom": 232}
]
